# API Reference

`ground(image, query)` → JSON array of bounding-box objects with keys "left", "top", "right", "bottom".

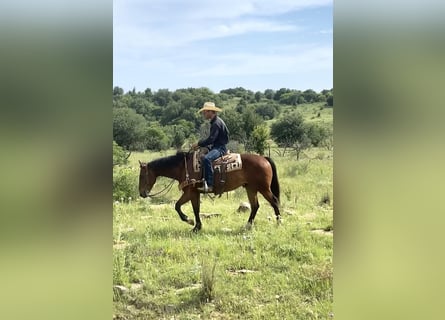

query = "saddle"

[
  {"left": 192, "top": 150, "right": 242, "bottom": 195},
  {"left": 192, "top": 151, "right": 242, "bottom": 174}
]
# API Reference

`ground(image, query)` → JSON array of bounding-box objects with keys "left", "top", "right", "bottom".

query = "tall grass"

[{"left": 200, "top": 259, "right": 217, "bottom": 303}]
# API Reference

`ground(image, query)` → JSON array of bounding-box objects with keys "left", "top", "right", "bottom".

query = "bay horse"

[{"left": 139, "top": 151, "right": 281, "bottom": 232}]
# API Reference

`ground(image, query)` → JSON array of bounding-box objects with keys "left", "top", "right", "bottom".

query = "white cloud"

[
  {"left": 114, "top": 0, "right": 333, "bottom": 91},
  {"left": 114, "top": 19, "right": 299, "bottom": 51},
  {"left": 114, "top": 0, "right": 331, "bottom": 49},
  {"left": 187, "top": 46, "right": 332, "bottom": 77},
  {"left": 182, "top": 0, "right": 333, "bottom": 19},
  {"left": 114, "top": 0, "right": 332, "bottom": 21},
  {"left": 115, "top": 44, "right": 332, "bottom": 78}
]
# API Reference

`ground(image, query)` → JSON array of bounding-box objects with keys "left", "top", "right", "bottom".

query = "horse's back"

[
  {"left": 241, "top": 153, "right": 273, "bottom": 176},
  {"left": 218, "top": 153, "right": 273, "bottom": 192}
]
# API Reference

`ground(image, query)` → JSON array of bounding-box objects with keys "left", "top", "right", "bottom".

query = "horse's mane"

[{"left": 148, "top": 151, "right": 189, "bottom": 170}]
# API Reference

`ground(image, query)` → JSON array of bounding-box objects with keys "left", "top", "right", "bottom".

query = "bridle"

[
  {"left": 146, "top": 179, "right": 175, "bottom": 198},
  {"left": 140, "top": 149, "right": 195, "bottom": 198},
  {"left": 141, "top": 165, "right": 175, "bottom": 198}
]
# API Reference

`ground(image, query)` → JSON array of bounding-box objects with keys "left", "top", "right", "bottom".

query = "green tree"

[
  {"left": 113, "top": 86, "right": 124, "bottom": 98},
  {"left": 293, "top": 135, "right": 312, "bottom": 160},
  {"left": 145, "top": 125, "right": 170, "bottom": 151},
  {"left": 223, "top": 109, "right": 247, "bottom": 143},
  {"left": 264, "top": 89, "right": 275, "bottom": 100},
  {"left": 270, "top": 112, "right": 309, "bottom": 158},
  {"left": 153, "top": 88, "right": 172, "bottom": 106},
  {"left": 218, "top": 92, "right": 230, "bottom": 101},
  {"left": 302, "top": 89, "right": 318, "bottom": 103},
  {"left": 129, "top": 87, "right": 137, "bottom": 96},
  {"left": 171, "top": 125, "right": 186, "bottom": 150},
  {"left": 305, "top": 123, "right": 330, "bottom": 147},
  {"left": 255, "top": 103, "right": 279, "bottom": 120},
  {"left": 171, "top": 119, "right": 194, "bottom": 138},
  {"left": 297, "top": 95, "right": 306, "bottom": 104},
  {"left": 279, "top": 91, "right": 300, "bottom": 105},
  {"left": 249, "top": 125, "right": 269, "bottom": 155},
  {"left": 160, "top": 101, "right": 183, "bottom": 125},
  {"left": 144, "top": 88, "right": 153, "bottom": 100},
  {"left": 113, "top": 107, "right": 147, "bottom": 150},
  {"left": 129, "top": 97, "right": 151, "bottom": 118},
  {"left": 321, "top": 89, "right": 331, "bottom": 96},
  {"left": 254, "top": 91, "right": 263, "bottom": 102},
  {"left": 326, "top": 95, "right": 333, "bottom": 107},
  {"left": 235, "top": 98, "right": 247, "bottom": 113},
  {"left": 242, "top": 108, "right": 263, "bottom": 140},
  {"left": 113, "top": 92, "right": 133, "bottom": 108},
  {"left": 220, "top": 87, "right": 247, "bottom": 98},
  {"left": 244, "top": 90, "right": 256, "bottom": 103},
  {"left": 273, "top": 88, "right": 291, "bottom": 101}
]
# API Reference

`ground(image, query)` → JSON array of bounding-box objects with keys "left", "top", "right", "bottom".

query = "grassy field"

[{"left": 113, "top": 147, "right": 333, "bottom": 319}]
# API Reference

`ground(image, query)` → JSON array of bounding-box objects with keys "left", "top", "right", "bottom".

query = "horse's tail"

[{"left": 265, "top": 157, "right": 280, "bottom": 203}]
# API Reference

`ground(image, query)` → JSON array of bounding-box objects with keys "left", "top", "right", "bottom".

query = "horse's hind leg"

[
  {"left": 245, "top": 188, "right": 259, "bottom": 229},
  {"left": 259, "top": 189, "right": 281, "bottom": 224},
  {"left": 175, "top": 190, "right": 195, "bottom": 226}
]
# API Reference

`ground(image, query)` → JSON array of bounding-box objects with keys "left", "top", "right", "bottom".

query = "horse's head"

[{"left": 139, "top": 161, "right": 156, "bottom": 198}]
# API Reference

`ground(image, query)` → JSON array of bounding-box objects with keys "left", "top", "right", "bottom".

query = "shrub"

[
  {"left": 145, "top": 125, "right": 170, "bottom": 151},
  {"left": 305, "top": 123, "right": 330, "bottom": 147},
  {"left": 113, "top": 166, "right": 139, "bottom": 201},
  {"left": 113, "top": 141, "right": 129, "bottom": 166},
  {"left": 248, "top": 125, "right": 269, "bottom": 155},
  {"left": 254, "top": 103, "right": 279, "bottom": 119},
  {"left": 200, "top": 259, "right": 217, "bottom": 302}
]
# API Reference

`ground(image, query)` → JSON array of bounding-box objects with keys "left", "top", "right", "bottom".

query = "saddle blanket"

[{"left": 193, "top": 152, "right": 242, "bottom": 173}]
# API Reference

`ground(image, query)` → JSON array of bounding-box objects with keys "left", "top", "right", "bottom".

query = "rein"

[
  {"left": 146, "top": 150, "right": 192, "bottom": 197},
  {"left": 178, "top": 150, "right": 206, "bottom": 191},
  {"left": 184, "top": 152, "right": 190, "bottom": 183},
  {"left": 145, "top": 149, "right": 201, "bottom": 197},
  {"left": 147, "top": 178, "right": 176, "bottom": 198}
]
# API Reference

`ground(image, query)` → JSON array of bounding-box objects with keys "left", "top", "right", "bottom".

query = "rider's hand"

[{"left": 191, "top": 143, "right": 199, "bottom": 150}]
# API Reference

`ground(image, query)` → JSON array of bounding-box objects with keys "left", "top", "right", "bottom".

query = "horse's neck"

[{"left": 154, "top": 166, "right": 181, "bottom": 181}]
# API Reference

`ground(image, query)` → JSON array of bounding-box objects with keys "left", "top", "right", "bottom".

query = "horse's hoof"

[
  {"left": 187, "top": 219, "right": 195, "bottom": 226},
  {"left": 245, "top": 222, "right": 253, "bottom": 230},
  {"left": 276, "top": 217, "right": 282, "bottom": 225},
  {"left": 191, "top": 226, "right": 200, "bottom": 233}
]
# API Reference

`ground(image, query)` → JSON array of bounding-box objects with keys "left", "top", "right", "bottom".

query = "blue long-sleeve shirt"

[{"left": 198, "top": 116, "right": 229, "bottom": 148}]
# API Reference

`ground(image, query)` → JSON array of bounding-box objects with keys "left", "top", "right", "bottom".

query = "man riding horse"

[
  {"left": 192, "top": 102, "right": 229, "bottom": 193},
  {"left": 139, "top": 102, "right": 281, "bottom": 232}
]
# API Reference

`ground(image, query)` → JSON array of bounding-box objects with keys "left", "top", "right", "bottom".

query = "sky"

[{"left": 113, "top": 0, "right": 332, "bottom": 93}]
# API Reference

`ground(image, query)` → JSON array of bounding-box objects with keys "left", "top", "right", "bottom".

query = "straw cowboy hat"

[{"left": 198, "top": 102, "right": 222, "bottom": 113}]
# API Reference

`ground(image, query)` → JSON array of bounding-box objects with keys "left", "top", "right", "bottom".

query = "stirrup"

[
  {"left": 197, "top": 186, "right": 213, "bottom": 193},
  {"left": 197, "top": 181, "right": 213, "bottom": 193}
]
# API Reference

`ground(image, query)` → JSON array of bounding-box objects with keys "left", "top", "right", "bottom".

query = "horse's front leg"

[
  {"left": 175, "top": 190, "right": 195, "bottom": 226},
  {"left": 190, "top": 190, "right": 202, "bottom": 232}
]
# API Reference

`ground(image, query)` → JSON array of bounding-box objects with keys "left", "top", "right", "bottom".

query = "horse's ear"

[{"left": 138, "top": 160, "right": 142, "bottom": 166}]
